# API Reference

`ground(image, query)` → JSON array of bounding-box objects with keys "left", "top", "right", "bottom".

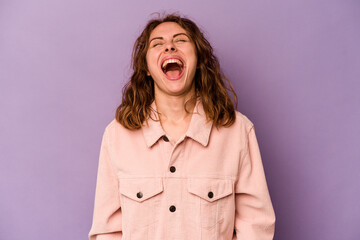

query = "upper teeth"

[{"left": 162, "top": 59, "right": 183, "bottom": 69}]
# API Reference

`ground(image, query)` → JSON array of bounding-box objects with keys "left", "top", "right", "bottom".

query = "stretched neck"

[{"left": 154, "top": 89, "right": 197, "bottom": 124}]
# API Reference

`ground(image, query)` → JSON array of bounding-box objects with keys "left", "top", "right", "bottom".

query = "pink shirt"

[{"left": 88, "top": 98, "right": 276, "bottom": 240}]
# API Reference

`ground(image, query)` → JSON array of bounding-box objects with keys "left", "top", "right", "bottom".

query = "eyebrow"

[{"left": 149, "top": 33, "right": 189, "bottom": 44}]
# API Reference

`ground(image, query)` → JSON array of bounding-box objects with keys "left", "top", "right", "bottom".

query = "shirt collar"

[{"left": 142, "top": 98, "right": 213, "bottom": 148}]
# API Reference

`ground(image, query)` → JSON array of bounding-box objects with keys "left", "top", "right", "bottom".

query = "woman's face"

[{"left": 146, "top": 22, "right": 197, "bottom": 98}]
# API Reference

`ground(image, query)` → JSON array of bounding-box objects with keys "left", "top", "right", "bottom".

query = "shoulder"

[
  {"left": 102, "top": 118, "right": 141, "bottom": 139},
  {"left": 104, "top": 118, "right": 121, "bottom": 132},
  {"left": 213, "top": 110, "right": 255, "bottom": 145},
  {"left": 233, "top": 110, "right": 255, "bottom": 134}
]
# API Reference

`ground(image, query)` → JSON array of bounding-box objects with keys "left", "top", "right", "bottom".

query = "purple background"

[{"left": 1, "top": 0, "right": 359, "bottom": 239}]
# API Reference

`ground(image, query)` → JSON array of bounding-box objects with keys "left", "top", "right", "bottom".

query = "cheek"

[
  {"left": 189, "top": 54, "right": 198, "bottom": 69},
  {"left": 145, "top": 53, "right": 151, "bottom": 67},
  {"left": 146, "top": 52, "right": 159, "bottom": 71},
  {"left": 187, "top": 48, "right": 197, "bottom": 67}
]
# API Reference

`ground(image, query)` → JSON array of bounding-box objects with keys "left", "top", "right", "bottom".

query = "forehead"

[{"left": 149, "top": 22, "right": 188, "bottom": 39}]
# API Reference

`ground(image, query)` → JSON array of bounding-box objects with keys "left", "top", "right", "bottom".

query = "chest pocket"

[
  {"left": 187, "top": 178, "right": 234, "bottom": 229},
  {"left": 119, "top": 177, "right": 163, "bottom": 230}
]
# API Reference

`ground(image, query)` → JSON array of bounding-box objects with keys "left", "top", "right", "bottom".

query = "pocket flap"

[
  {"left": 187, "top": 178, "right": 233, "bottom": 202},
  {"left": 120, "top": 178, "right": 163, "bottom": 203}
]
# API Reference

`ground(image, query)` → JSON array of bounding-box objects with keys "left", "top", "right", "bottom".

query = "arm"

[
  {"left": 234, "top": 125, "right": 276, "bottom": 239},
  {"left": 88, "top": 127, "right": 123, "bottom": 240}
]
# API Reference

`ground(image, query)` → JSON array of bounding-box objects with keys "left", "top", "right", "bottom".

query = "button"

[
  {"left": 136, "top": 192, "right": 143, "bottom": 199},
  {"left": 169, "top": 205, "right": 176, "bottom": 212},
  {"left": 162, "top": 136, "right": 169, "bottom": 142},
  {"left": 170, "top": 166, "right": 176, "bottom": 173},
  {"left": 208, "top": 191, "right": 214, "bottom": 198}
]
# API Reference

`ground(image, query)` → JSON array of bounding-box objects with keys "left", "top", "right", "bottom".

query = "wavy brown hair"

[{"left": 115, "top": 13, "right": 238, "bottom": 130}]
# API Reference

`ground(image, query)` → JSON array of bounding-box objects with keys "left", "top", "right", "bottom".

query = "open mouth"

[{"left": 161, "top": 58, "right": 185, "bottom": 80}]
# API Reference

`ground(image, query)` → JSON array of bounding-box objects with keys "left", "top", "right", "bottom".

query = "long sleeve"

[
  {"left": 233, "top": 125, "right": 276, "bottom": 239},
  {"left": 88, "top": 127, "right": 123, "bottom": 240}
]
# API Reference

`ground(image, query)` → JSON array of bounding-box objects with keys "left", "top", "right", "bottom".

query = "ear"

[{"left": 146, "top": 71, "right": 151, "bottom": 76}]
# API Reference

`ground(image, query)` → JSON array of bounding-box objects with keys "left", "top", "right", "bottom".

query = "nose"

[
  {"left": 165, "top": 47, "right": 176, "bottom": 52},
  {"left": 165, "top": 42, "right": 176, "bottom": 52}
]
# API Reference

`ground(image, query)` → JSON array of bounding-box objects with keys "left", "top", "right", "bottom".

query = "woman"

[{"left": 89, "top": 13, "right": 276, "bottom": 240}]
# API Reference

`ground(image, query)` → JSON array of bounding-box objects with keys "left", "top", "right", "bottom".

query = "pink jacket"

[{"left": 88, "top": 98, "right": 276, "bottom": 240}]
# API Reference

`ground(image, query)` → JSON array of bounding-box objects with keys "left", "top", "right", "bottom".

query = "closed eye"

[{"left": 153, "top": 43, "right": 163, "bottom": 47}]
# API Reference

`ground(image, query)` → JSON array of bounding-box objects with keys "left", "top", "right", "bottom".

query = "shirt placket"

[{"left": 159, "top": 134, "right": 187, "bottom": 239}]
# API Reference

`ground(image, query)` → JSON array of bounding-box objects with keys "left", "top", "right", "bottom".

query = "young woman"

[{"left": 89, "top": 13, "right": 275, "bottom": 240}]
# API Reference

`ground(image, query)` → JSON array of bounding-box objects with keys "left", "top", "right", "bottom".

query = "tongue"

[
  {"left": 165, "top": 64, "right": 182, "bottom": 78},
  {"left": 166, "top": 69, "right": 181, "bottom": 78}
]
